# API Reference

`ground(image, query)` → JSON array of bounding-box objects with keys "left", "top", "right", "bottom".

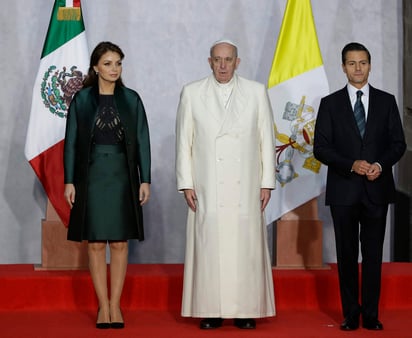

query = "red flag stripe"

[
  {"left": 28, "top": 140, "right": 70, "bottom": 226},
  {"left": 65, "top": 0, "right": 81, "bottom": 7}
]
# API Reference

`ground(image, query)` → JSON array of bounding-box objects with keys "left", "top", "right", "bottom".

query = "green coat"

[{"left": 64, "top": 85, "right": 151, "bottom": 242}]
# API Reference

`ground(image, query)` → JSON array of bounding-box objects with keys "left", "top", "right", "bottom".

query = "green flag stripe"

[{"left": 41, "top": 0, "right": 85, "bottom": 58}]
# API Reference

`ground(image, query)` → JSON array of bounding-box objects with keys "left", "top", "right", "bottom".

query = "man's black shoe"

[
  {"left": 340, "top": 316, "right": 359, "bottom": 331},
  {"left": 199, "top": 318, "right": 223, "bottom": 329},
  {"left": 234, "top": 318, "right": 256, "bottom": 329},
  {"left": 363, "top": 318, "right": 383, "bottom": 330}
]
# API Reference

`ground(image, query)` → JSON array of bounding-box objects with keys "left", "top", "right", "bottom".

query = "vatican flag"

[{"left": 265, "top": 0, "right": 329, "bottom": 224}]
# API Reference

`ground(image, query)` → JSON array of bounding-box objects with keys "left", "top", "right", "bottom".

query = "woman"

[{"left": 64, "top": 41, "right": 151, "bottom": 329}]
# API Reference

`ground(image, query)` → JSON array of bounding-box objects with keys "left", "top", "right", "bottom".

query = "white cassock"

[{"left": 176, "top": 74, "right": 276, "bottom": 318}]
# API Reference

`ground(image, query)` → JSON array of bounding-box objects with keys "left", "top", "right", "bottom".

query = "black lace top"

[{"left": 93, "top": 95, "right": 124, "bottom": 144}]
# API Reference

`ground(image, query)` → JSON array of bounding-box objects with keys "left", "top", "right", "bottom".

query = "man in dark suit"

[{"left": 314, "top": 42, "right": 406, "bottom": 331}]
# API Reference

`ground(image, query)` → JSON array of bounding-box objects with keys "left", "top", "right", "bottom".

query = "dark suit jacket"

[
  {"left": 313, "top": 85, "right": 406, "bottom": 206},
  {"left": 64, "top": 85, "right": 151, "bottom": 241}
]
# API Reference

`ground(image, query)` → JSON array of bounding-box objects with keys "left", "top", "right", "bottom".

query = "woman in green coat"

[{"left": 64, "top": 41, "right": 151, "bottom": 329}]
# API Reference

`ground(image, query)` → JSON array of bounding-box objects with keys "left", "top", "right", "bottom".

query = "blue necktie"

[{"left": 354, "top": 90, "right": 366, "bottom": 137}]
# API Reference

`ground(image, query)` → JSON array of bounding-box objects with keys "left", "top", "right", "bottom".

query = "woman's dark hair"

[
  {"left": 83, "top": 41, "right": 125, "bottom": 87},
  {"left": 341, "top": 42, "right": 371, "bottom": 64}
]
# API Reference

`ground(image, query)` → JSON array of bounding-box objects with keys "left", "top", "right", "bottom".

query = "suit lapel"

[
  {"left": 200, "top": 76, "right": 224, "bottom": 124},
  {"left": 341, "top": 87, "right": 364, "bottom": 139},
  {"left": 363, "top": 85, "right": 378, "bottom": 140}
]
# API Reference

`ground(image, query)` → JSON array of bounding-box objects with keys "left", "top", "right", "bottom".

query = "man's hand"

[
  {"left": 351, "top": 160, "right": 372, "bottom": 176},
  {"left": 183, "top": 189, "right": 197, "bottom": 212},
  {"left": 366, "top": 163, "right": 382, "bottom": 181},
  {"left": 260, "top": 188, "right": 271, "bottom": 211}
]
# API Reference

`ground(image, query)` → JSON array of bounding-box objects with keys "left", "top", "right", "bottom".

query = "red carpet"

[{"left": 1, "top": 263, "right": 412, "bottom": 337}]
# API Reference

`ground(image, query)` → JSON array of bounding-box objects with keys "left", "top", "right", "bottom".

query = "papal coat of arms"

[
  {"left": 275, "top": 95, "right": 322, "bottom": 186},
  {"left": 40, "top": 65, "right": 84, "bottom": 118}
]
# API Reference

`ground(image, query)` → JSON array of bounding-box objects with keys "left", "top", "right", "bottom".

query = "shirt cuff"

[{"left": 373, "top": 162, "right": 382, "bottom": 172}]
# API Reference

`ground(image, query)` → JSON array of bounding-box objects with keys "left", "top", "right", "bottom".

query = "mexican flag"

[
  {"left": 265, "top": 0, "right": 330, "bottom": 223},
  {"left": 24, "top": 0, "right": 89, "bottom": 226}
]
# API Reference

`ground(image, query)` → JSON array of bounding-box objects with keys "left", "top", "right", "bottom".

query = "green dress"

[{"left": 85, "top": 95, "right": 136, "bottom": 240}]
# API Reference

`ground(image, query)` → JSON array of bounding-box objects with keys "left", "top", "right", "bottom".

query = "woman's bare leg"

[
  {"left": 109, "top": 240, "right": 128, "bottom": 323},
  {"left": 88, "top": 241, "right": 110, "bottom": 324}
]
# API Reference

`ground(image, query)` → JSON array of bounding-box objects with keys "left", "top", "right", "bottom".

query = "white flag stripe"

[
  {"left": 268, "top": 67, "right": 328, "bottom": 114},
  {"left": 265, "top": 167, "right": 326, "bottom": 222},
  {"left": 25, "top": 32, "right": 88, "bottom": 160}
]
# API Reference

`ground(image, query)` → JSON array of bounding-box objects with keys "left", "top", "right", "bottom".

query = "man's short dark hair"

[{"left": 341, "top": 42, "right": 371, "bottom": 64}]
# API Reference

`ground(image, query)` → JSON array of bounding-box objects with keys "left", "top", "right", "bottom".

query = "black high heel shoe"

[
  {"left": 96, "top": 308, "right": 110, "bottom": 329},
  {"left": 110, "top": 308, "right": 125, "bottom": 329},
  {"left": 111, "top": 322, "right": 125, "bottom": 329},
  {"left": 96, "top": 322, "right": 111, "bottom": 329}
]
